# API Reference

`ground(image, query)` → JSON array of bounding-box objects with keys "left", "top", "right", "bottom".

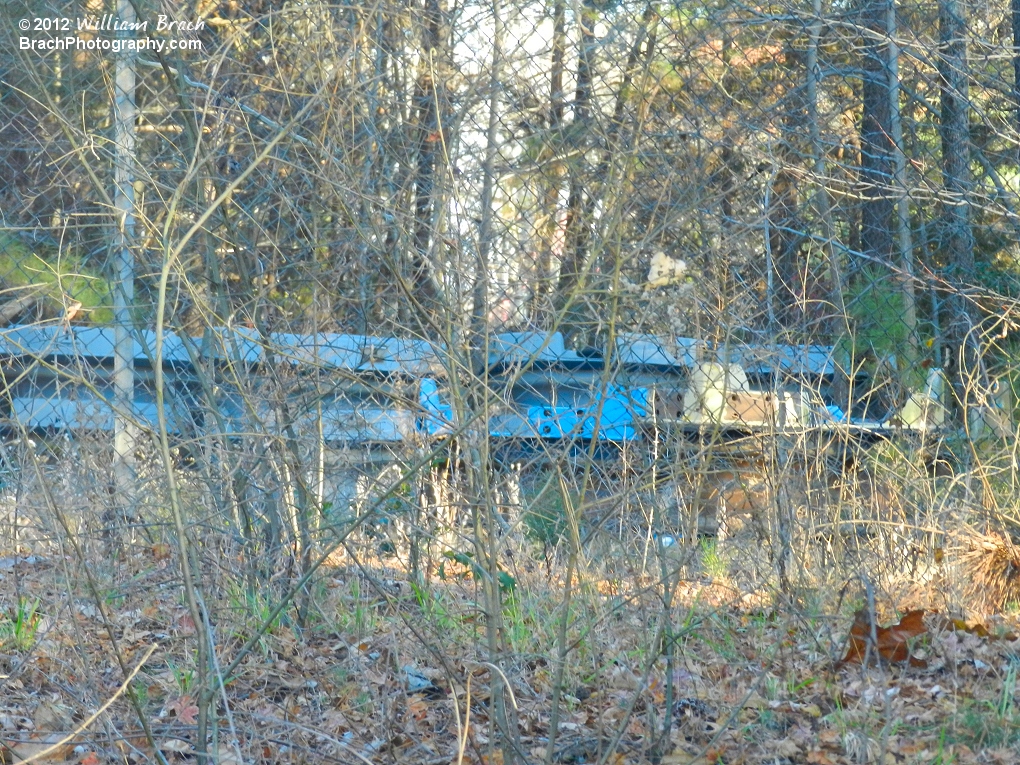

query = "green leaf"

[
  {"left": 497, "top": 571, "right": 516, "bottom": 594},
  {"left": 443, "top": 550, "right": 475, "bottom": 567}
]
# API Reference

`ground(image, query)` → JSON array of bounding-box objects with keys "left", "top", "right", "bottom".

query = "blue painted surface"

[
  {"left": 825, "top": 404, "right": 848, "bottom": 422},
  {"left": 0, "top": 326, "right": 929, "bottom": 443},
  {"left": 419, "top": 378, "right": 454, "bottom": 436},
  {"left": 487, "top": 384, "right": 646, "bottom": 442}
]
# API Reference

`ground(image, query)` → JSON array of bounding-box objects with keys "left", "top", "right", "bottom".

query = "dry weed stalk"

[{"left": 956, "top": 529, "right": 1020, "bottom": 613}]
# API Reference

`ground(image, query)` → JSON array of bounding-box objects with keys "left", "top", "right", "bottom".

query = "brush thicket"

[{"left": 957, "top": 531, "right": 1020, "bottom": 613}]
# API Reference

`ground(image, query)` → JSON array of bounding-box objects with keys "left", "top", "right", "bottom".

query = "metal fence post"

[{"left": 112, "top": 0, "right": 137, "bottom": 515}]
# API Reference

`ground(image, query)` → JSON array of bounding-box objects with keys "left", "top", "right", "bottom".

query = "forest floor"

[{"left": 0, "top": 535, "right": 1019, "bottom": 765}]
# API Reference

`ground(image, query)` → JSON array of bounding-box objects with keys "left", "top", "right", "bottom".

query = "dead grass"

[{"left": 0, "top": 443, "right": 1019, "bottom": 764}]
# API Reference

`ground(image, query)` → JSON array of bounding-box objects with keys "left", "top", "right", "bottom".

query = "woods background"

[{"left": 2, "top": 0, "right": 1020, "bottom": 762}]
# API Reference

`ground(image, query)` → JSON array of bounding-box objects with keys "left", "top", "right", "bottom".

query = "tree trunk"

[
  {"left": 807, "top": 0, "right": 848, "bottom": 336},
  {"left": 859, "top": 0, "right": 895, "bottom": 266},
  {"left": 939, "top": 0, "right": 973, "bottom": 276},
  {"left": 411, "top": 0, "right": 447, "bottom": 311},
  {"left": 886, "top": 0, "right": 918, "bottom": 363},
  {"left": 853, "top": 0, "right": 919, "bottom": 410},
  {"left": 554, "top": 3, "right": 655, "bottom": 342},
  {"left": 530, "top": 0, "right": 567, "bottom": 324},
  {"left": 940, "top": 0, "right": 977, "bottom": 411},
  {"left": 1013, "top": 0, "right": 1020, "bottom": 138},
  {"left": 471, "top": 0, "right": 503, "bottom": 340},
  {"left": 556, "top": 0, "right": 598, "bottom": 323},
  {"left": 769, "top": 60, "right": 806, "bottom": 330}
]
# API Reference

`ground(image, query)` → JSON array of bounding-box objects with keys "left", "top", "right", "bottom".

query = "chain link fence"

[
  {"left": 2, "top": 0, "right": 1020, "bottom": 758},
  {"left": 1, "top": 0, "right": 1018, "bottom": 551},
  {"left": 0, "top": 4, "right": 1017, "bottom": 530}
]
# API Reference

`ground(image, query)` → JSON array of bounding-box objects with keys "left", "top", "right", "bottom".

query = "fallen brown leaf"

[
  {"left": 839, "top": 609, "right": 928, "bottom": 667},
  {"left": 660, "top": 753, "right": 704, "bottom": 765},
  {"left": 6, "top": 733, "right": 74, "bottom": 763},
  {"left": 933, "top": 614, "right": 1019, "bottom": 641},
  {"left": 769, "top": 738, "right": 802, "bottom": 758},
  {"left": 33, "top": 703, "right": 71, "bottom": 732},
  {"left": 166, "top": 696, "right": 199, "bottom": 726},
  {"left": 157, "top": 738, "right": 191, "bottom": 753},
  {"left": 215, "top": 744, "right": 242, "bottom": 765}
]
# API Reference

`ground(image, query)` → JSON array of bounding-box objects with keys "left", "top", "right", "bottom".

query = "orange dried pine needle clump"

[{"left": 838, "top": 609, "right": 928, "bottom": 668}]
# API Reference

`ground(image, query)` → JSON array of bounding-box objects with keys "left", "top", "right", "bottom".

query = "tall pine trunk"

[
  {"left": 859, "top": 0, "right": 895, "bottom": 266},
  {"left": 531, "top": 0, "right": 567, "bottom": 324},
  {"left": 769, "top": 64, "right": 806, "bottom": 331},
  {"left": 939, "top": 0, "right": 973, "bottom": 279},
  {"left": 556, "top": 0, "right": 598, "bottom": 333},
  {"left": 940, "top": 0, "right": 976, "bottom": 408},
  {"left": 1013, "top": 0, "right": 1020, "bottom": 138},
  {"left": 411, "top": 0, "right": 447, "bottom": 312}
]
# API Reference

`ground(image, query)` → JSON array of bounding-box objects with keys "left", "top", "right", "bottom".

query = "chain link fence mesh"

[
  {"left": 6, "top": 0, "right": 1020, "bottom": 761},
  {"left": 1, "top": 0, "right": 1020, "bottom": 711}
]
